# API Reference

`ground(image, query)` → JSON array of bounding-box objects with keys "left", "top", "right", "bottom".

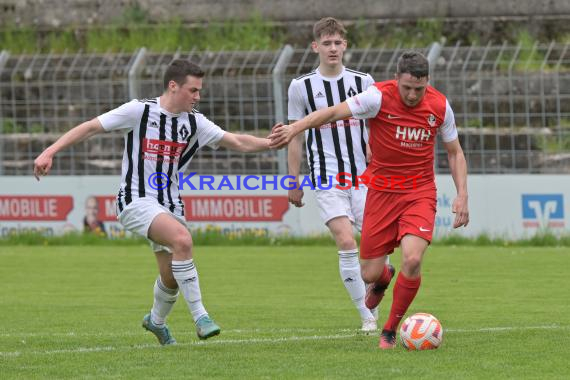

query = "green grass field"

[{"left": 1, "top": 245, "right": 569, "bottom": 379}]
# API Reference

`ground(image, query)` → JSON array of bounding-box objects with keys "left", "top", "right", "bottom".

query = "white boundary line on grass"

[
  {"left": 0, "top": 327, "right": 333, "bottom": 338},
  {"left": 1, "top": 324, "right": 568, "bottom": 358},
  {"left": 0, "top": 333, "right": 359, "bottom": 357},
  {"left": 0, "top": 324, "right": 565, "bottom": 339},
  {"left": 446, "top": 325, "right": 564, "bottom": 333}
]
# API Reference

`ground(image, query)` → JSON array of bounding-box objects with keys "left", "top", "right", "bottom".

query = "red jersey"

[{"left": 347, "top": 80, "right": 457, "bottom": 193}]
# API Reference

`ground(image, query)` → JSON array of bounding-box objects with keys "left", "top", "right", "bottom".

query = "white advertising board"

[{"left": 0, "top": 175, "right": 567, "bottom": 239}]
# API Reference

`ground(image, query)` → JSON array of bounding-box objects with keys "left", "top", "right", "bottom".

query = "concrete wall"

[{"left": 2, "top": 0, "right": 570, "bottom": 27}]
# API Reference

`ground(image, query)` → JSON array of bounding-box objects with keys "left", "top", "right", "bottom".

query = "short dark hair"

[
  {"left": 163, "top": 59, "right": 205, "bottom": 90},
  {"left": 313, "top": 17, "right": 347, "bottom": 41},
  {"left": 396, "top": 51, "right": 429, "bottom": 79}
]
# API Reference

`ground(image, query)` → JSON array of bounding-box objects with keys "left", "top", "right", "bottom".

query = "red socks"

[
  {"left": 376, "top": 264, "right": 392, "bottom": 286},
  {"left": 383, "top": 272, "right": 421, "bottom": 332}
]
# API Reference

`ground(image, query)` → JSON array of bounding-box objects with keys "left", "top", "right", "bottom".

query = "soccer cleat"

[
  {"left": 379, "top": 329, "right": 397, "bottom": 349},
  {"left": 195, "top": 315, "right": 221, "bottom": 340},
  {"left": 361, "top": 317, "right": 378, "bottom": 333},
  {"left": 142, "top": 314, "right": 176, "bottom": 346},
  {"left": 365, "top": 264, "right": 395, "bottom": 309}
]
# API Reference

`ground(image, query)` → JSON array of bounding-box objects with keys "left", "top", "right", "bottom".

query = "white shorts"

[
  {"left": 314, "top": 186, "right": 367, "bottom": 231},
  {"left": 118, "top": 197, "right": 187, "bottom": 253}
]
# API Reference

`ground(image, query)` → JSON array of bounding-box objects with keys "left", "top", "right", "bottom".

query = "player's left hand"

[
  {"left": 452, "top": 195, "right": 469, "bottom": 228},
  {"left": 269, "top": 124, "right": 294, "bottom": 149}
]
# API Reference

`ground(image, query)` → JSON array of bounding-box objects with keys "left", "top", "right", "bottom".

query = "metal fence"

[{"left": 1, "top": 42, "right": 569, "bottom": 176}]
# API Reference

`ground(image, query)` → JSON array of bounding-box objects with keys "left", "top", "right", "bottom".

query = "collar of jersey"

[
  {"left": 316, "top": 66, "right": 346, "bottom": 81},
  {"left": 157, "top": 97, "right": 184, "bottom": 117}
]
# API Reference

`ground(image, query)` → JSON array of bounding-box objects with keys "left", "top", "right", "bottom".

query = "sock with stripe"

[
  {"left": 172, "top": 259, "right": 208, "bottom": 322},
  {"left": 150, "top": 276, "right": 178, "bottom": 326},
  {"left": 338, "top": 249, "right": 374, "bottom": 320},
  {"left": 383, "top": 272, "right": 421, "bottom": 332}
]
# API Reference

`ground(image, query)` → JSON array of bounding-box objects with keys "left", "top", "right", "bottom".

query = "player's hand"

[
  {"left": 266, "top": 123, "right": 284, "bottom": 149},
  {"left": 366, "top": 143, "right": 372, "bottom": 163},
  {"left": 33, "top": 151, "right": 54, "bottom": 181},
  {"left": 452, "top": 195, "right": 469, "bottom": 228},
  {"left": 270, "top": 122, "right": 283, "bottom": 134},
  {"left": 269, "top": 124, "right": 294, "bottom": 149},
  {"left": 288, "top": 188, "right": 305, "bottom": 208}
]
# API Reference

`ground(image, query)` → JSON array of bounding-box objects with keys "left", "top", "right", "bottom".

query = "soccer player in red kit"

[{"left": 270, "top": 51, "right": 469, "bottom": 349}]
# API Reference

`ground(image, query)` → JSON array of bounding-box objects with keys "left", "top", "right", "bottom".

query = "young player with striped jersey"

[
  {"left": 287, "top": 17, "right": 386, "bottom": 332},
  {"left": 34, "top": 59, "right": 275, "bottom": 345},
  {"left": 271, "top": 51, "right": 469, "bottom": 349}
]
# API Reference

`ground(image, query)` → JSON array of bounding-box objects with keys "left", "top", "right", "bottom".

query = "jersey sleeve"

[
  {"left": 439, "top": 100, "right": 459, "bottom": 142},
  {"left": 195, "top": 113, "right": 226, "bottom": 149},
  {"left": 97, "top": 100, "right": 143, "bottom": 132},
  {"left": 287, "top": 79, "right": 306, "bottom": 122},
  {"left": 346, "top": 85, "right": 382, "bottom": 120},
  {"left": 364, "top": 73, "right": 375, "bottom": 88}
]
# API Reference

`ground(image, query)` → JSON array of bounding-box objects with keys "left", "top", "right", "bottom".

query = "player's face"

[
  {"left": 312, "top": 33, "right": 347, "bottom": 67},
  {"left": 173, "top": 75, "right": 202, "bottom": 111},
  {"left": 396, "top": 73, "right": 429, "bottom": 107}
]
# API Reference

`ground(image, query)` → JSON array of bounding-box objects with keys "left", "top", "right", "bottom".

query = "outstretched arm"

[
  {"left": 444, "top": 138, "right": 469, "bottom": 228},
  {"left": 34, "top": 118, "right": 105, "bottom": 180},
  {"left": 269, "top": 102, "right": 353, "bottom": 149},
  {"left": 218, "top": 132, "right": 271, "bottom": 153},
  {"left": 287, "top": 128, "right": 305, "bottom": 207}
]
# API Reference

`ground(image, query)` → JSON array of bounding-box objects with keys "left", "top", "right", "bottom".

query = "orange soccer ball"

[{"left": 399, "top": 313, "right": 444, "bottom": 350}]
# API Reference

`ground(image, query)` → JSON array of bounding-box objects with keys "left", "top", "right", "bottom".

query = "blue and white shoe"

[
  {"left": 195, "top": 315, "right": 221, "bottom": 340},
  {"left": 142, "top": 313, "right": 176, "bottom": 345}
]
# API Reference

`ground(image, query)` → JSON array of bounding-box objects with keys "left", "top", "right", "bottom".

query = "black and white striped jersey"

[
  {"left": 98, "top": 97, "right": 225, "bottom": 217},
  {"left": 288, "top": 66, "right": 374, "bottom": 186}
]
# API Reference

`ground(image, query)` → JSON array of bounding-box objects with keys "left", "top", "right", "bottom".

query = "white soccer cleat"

[{"left": 361, "top": 317, "right": 378, "bottom": 332}]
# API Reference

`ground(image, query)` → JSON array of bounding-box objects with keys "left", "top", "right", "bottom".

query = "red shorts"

[{"left": 360, "top": 187, "right": 437, "bottom": 259}]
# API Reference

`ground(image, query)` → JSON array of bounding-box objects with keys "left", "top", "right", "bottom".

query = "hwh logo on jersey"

[{"left": 395, "top": 126, "right": 431, "bottom": 141}]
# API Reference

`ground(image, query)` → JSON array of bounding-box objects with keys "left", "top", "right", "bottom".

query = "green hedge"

[
  {"left": 1, "top": 231, "right": 568, "bottom": 247},
  {"left": 2, "top": 16, "right": 567, "bottom": 53}
]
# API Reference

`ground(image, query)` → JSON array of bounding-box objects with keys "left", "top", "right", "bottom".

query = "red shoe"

[
  {"left": 379, "top": 329, "right": 397, "bottom": 349},
  {"left": 365, "top": 265, "right": 395, "bottom": 309}
]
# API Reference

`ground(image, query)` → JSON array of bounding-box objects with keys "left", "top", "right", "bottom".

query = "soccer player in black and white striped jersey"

[
  {"left": 287, "top": 17, "right": 385, "bottom": 332},
  {"left": 34, "top": 59, "right": 275, "bottom": 345}
]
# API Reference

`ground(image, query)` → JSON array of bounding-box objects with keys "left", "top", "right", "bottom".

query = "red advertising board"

[
  {"left": 0, "top": 196, "right": 74, "bottom": 221},
  {"left": 89, "top": 195, "right": 290, "bottom": 222},
  {"left": 182, "top": 195, "right": 289, "bottom": 221}
]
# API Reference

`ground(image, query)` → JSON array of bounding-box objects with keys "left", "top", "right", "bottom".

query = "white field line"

[
  {"left": 0, "top": 327, "right": 330, "bottom": 338},
  {"left": 0, "top": 324, "right": 567, "bottom": 358},
  {"left": 0, "top": 324, "right": 565, "bottom": 339},
  {"left": 0, "top": 333, "right": 358, "bottom": 357},
  {"left": 446, "top": 325, "right": 565, "bottom": 333}
]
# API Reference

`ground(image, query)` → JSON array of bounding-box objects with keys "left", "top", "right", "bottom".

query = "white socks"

[
  {"left": 172, "top": 259, "right": 208, "bottom": 322},
  {"left": 338, "top": 249, "right": 375, "bottom": 320},
  {"left": 150, "top": 276, "right": 178, "bottom": 326}
]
